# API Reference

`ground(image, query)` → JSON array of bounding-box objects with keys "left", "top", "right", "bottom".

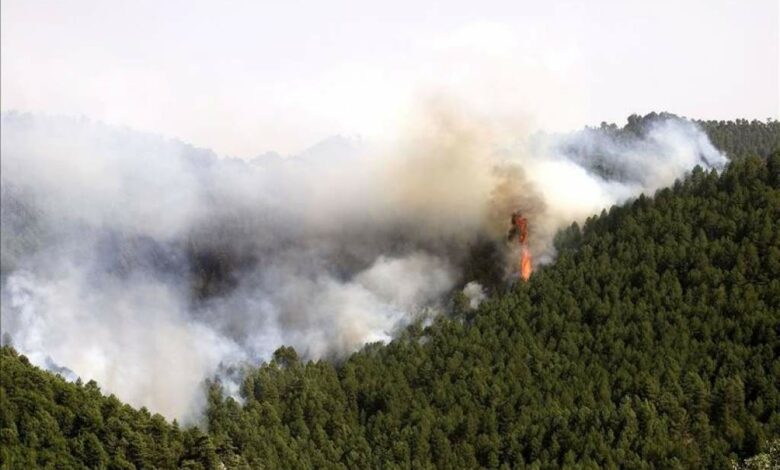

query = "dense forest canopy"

[
  {"left": 698, "top": 118, "right": 780, "bottom": 161},
  {"left": 560, "top": 112, "right": 779, "bottom": 178},
  {"left": 591, "top": 112, "right": 780, "bottom": 162},
  {"left": 1, "top": 116, "right": 779, "bottom": 469}
]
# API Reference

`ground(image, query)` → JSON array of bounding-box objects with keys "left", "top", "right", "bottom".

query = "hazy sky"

[{"left": 2, "top": 0, "right": 778, "bottom": 156}]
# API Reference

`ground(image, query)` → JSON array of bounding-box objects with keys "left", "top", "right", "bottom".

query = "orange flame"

[
  {"left": 520, "top": 245, "right": 532, "bottom": 281},
  {"left": 510, "top": 211, "right": 533, "bottom": 281}
]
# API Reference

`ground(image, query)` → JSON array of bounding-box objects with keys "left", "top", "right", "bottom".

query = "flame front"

[
  {"left": 520, "top": 245, "right": 532, "bottom": 281},
  {"left": 509, "top": 211, "right": 533, "bottom": 281}
]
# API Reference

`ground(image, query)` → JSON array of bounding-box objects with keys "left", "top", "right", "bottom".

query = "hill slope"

[
  {"left": 0, "top": 348, "right": 218, "bottom": 469},
  {"left": 1, "top": 122, "right": 779, "bottom": 469},
  {"left": 198, "top": 153, "right": 779, "bottom": 469}
]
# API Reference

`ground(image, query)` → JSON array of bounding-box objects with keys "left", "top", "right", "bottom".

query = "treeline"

[
  {"left": 698, "top": 118, "right": 780, "bottom": 161},
  {"left": 1, "top": 120, "right": 779, "bottom": 469},
  {"left": 620, "top": 112, "right": 779, "bottom": 161}
]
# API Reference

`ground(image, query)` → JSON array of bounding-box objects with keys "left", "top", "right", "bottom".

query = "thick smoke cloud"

[{"left": 0, "top": 106, "right": 726, "bottom": 421}]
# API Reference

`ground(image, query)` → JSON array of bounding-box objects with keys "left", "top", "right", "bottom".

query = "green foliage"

[
  {"left": 733, "top": 438, "right": 780, "bottom": 470},
  {"left": 698, "top": 118, "right": 780, "bottom": 161},
  {"left": 592, "top": 112, "right": 779, "bottom": 163},
  {"left": 201, "top": 153, "right": 779, "bottom": 468},
  {"left": 2, "top": 120, "right": 778, "bottom": 469},
  {"left": 0, "top": 349, "right": 218, "bottom": 469}
]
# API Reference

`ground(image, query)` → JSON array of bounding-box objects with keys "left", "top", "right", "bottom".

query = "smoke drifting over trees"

[{"left": 0, "top": 106, "right": 725, "bottom": 420}]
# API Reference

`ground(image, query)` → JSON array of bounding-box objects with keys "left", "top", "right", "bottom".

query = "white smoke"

[
  {"left": 462, "top": 281, "right": 487, "bottom": 310},
  {"left": 0, "top": 108, "right": 726, "bottom": 422},
  {"left": 521, "top": 116, "right": 727, "bottom": 260},
  {"left": 2, "top": 269, "right": 243, "bottom": 420}
]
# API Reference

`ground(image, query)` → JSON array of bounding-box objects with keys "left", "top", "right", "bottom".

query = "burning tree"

[{"left": 508, "top": 211, "right": 532, "bottom": 281}]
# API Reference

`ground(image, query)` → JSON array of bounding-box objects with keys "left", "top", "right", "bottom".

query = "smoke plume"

[{"left": 0, "top": 106, "right": 726, "bottom": 421}]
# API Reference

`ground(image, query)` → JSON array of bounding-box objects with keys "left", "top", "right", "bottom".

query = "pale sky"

[{"left": 2, "top": 0, "right": 778, "bottom": 156}]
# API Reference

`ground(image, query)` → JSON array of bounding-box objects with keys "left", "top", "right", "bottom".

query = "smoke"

[
  {"left": 0, "top": 106, "right": 726, "bottom": 422},
  {"left": 462, "top": 282, "right": 487, "bottom": 310}
]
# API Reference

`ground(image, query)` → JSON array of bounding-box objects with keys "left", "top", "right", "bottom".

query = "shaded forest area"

[
  {"left": 591, "top": 112, "right": 779, "bottom": 162},
  {"left": 1, "top": 117, "right": 779, "bottom": 469}
]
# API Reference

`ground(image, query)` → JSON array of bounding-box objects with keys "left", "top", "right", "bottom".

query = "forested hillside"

[
  {"left": 579, "top": 112, "right": 779, "bottom": 162},
  {"left": 699, "top": 118, "right": 780, "bottom": 161},
  {"left": 200, "top": 153, "right": 779, "bottom": 469},
  {"left": 0, "top": 348, "right": 217, "bottom": 469},
  {"left": 1, "top": 120, "right": 779, "bottom": 469},
  {"left": 610, "top": 112, "right": 780, "bottom": 162}
]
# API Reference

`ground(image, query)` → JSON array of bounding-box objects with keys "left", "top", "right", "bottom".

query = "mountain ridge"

[{"left": 1, "top": 117, "right": 779, "bottom": 469}]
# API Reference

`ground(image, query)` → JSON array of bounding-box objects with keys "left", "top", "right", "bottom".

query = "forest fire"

[{"left": 508, "top": 211, "right": 533, "bottom": 281}]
